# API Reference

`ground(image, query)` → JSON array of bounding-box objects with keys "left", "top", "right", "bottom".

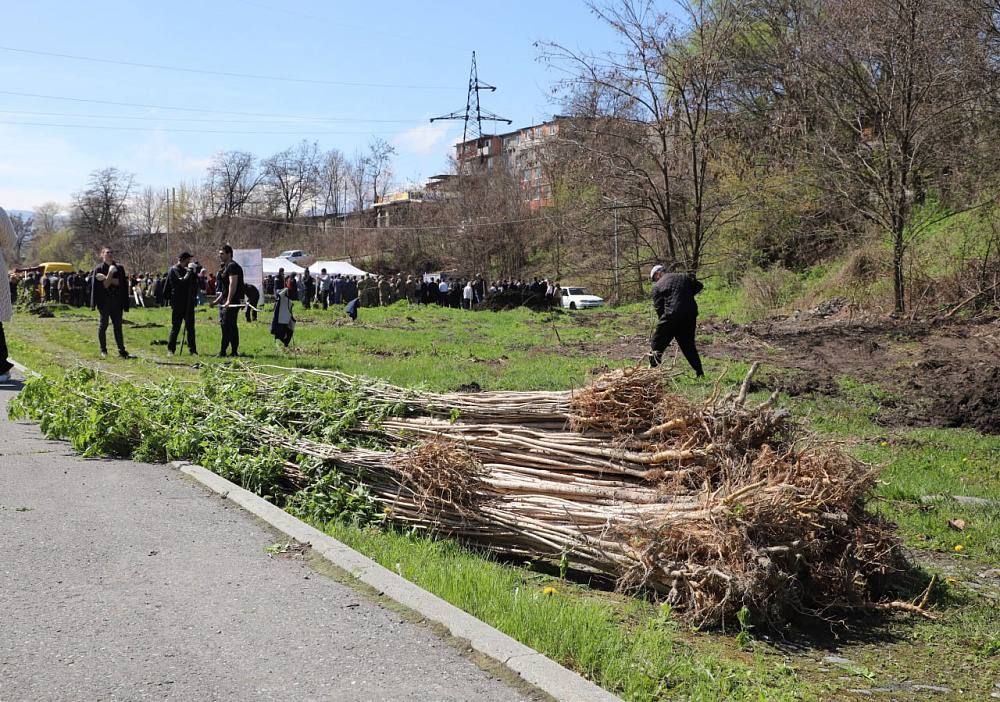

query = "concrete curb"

[
  {"left": 171, "top": 461, "right": 621, "bottom": 702},
  {"left": 8, "top": 358, "right": 37, "bottom": 377},
  {"left": 7, "top": 358, "right": 619, "bottom": 700}
]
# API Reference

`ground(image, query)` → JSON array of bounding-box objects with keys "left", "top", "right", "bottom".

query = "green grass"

[
  {"left": 7, "top": 302, "right": 637, "bottom": 390},
  {"left": 317, "top": 521, "right": 809, "bottom": 702},
  {"left": 8, "top": 299, "right": 1000, "bottom": 700}
]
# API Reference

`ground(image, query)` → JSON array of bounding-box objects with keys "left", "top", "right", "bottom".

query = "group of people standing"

[{"left": 91, "top": 245, "right": 245, "bottom": 359}]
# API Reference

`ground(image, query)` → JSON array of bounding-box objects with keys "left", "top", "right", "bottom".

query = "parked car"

[
  {"left": 560, "top": 286, "right": 604, "bottom": 310},
  {"left": 277, "top": 250, "right": 314, "bottom": 267}
]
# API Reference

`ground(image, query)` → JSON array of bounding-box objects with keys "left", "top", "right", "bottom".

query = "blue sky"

[{"left": 0, "top": 0, "right": 624, "bottom": 211}]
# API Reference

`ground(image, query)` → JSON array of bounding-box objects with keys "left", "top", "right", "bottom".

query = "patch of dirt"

[
  {"left": 577, "top": 308, "right": 1000, "bottom": 433},
  {"left": 931, "top": 365, "right": 1000, "bottom": 434}
]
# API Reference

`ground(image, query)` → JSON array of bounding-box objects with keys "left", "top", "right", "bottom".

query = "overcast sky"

[{"left": 0, "top": 0, "right": 629, "bottom": 211}]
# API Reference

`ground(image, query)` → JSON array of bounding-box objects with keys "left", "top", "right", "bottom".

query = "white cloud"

[
  {"left": 127, "top": 131, "right": 213, "bottom": 176},
  {"left": 393, "top": 122, "right": 456, "bottom": 156}
]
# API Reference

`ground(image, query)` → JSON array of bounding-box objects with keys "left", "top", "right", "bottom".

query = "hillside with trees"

[{"left": 10, "top": 0, "right": 1000, "bottom": 319}]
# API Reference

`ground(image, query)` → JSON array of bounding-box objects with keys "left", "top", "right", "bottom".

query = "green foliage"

[
  {"left": 735, "top": 606, "right": 754, "bottom": 651},
  {"left": 286, "top": 467, "right": 383, "bottom": 528},
  {"left": 7, "top": 366, "right": 394, "bottom": 524}
]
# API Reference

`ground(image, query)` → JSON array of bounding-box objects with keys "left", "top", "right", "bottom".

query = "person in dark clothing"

[
  {"left": 303, "top": 269, "right": 314, "bottom": 309},
  {"left": 90, "top": 246, "right": 131, "bottom": 358},
  {"left": 165, "top": 251, "right": 199, "bottom": 355},
  {"left": 649, "top": 264, "right": 704, "bottom": 376},
  {"left": 270, "top": 286, "right": 295, "bottom": 347},
  {"left": 345, "top": 296, "right": 360, "bottom": 321},
  {"left": 214, "top": 244, "right": 245, "bottom": 357},
  {"left": 244, "top": 283, "right": 260, "bottom": 322}
]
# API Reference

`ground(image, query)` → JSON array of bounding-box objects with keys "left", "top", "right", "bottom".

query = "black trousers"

[
  {"left": 0, "top": 322, "right": 12, "bottom": 373},
  {"left": 219, "top": 307, "right": 240, "bottom": 355},
  {"left": 273, "top": 323, "right": 293, "bottom": 347},
  {"left": 650, "top": 315, "right": 704, "bottom": 376},
  {"left": 167, "top": 303, "right": 196, "bottom": 353},
  {"left": 98, "top": 303, "right": 126, "bottom": 354}
]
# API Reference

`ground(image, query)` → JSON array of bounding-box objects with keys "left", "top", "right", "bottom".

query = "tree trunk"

[{"left": 892, "top": 224, "right": 906, "bottom": 316}]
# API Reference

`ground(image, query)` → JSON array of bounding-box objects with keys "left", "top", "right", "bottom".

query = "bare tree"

[
  {"left": 33, "top": 202, "right": 62, "bottom": 239},
  {"left": 123, "top": 186, "right": 166, "bottom": 272},
  {"left": 542, "top": 0, "right": 753, "bottom": 272},
  {"left": 261, "top": 141, "right": 322, "bottom": 222},
  {"left": 347, "top": 150, "right": 371, "bottom": 213},
  {"left": 804, "top": 0, "right": 992, "bottom": 314},
  {"left": 71, "top": 167, "right": 135, "bottom": 251},
  {"left": 8, "top": 212, "right": 34, "bottom": 264},
  {"left": 206, "top": 150, "right": 263, "bottom": 218},
  {"left": 368, "top": 138, "right": 397, "bottom": 206},
  {"left": 319, "top": 148, "right": 347, "bottom": 216}
]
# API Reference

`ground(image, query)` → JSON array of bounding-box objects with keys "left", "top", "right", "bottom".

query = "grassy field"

[{"left": 7, "top": 299, "right": 1000, "bottom": 701}]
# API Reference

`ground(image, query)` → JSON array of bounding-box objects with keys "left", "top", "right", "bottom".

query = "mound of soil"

[
  {"left": 932, "top": 366, "right": 1000, "bottom": 434},
  {"left": 577, "top": 312, "right": 1000, "bottom": 433}
]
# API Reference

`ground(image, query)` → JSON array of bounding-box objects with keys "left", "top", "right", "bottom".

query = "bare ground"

[{"left": 582, "top": 307, "right": 1000, "bottom": 433}]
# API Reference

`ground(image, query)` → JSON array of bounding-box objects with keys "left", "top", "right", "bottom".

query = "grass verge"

[{"left": 7, "top": 301, "right": 1000, "bottom": 700}]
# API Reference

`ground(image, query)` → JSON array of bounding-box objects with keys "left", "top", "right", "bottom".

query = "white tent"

[
  {"left": 310, "top": 260, "right": 369, "bottom": 277},
  {"left": 263, "top": 257, "right": 305, "bottom": 276}
]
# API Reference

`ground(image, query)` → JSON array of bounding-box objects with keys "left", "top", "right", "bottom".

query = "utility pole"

[
  {"left": 613, "top": 203, "right": 620, "bottom": 303},
  {"left": 431, "top": 52, "right": 511, "bottom": 163}
]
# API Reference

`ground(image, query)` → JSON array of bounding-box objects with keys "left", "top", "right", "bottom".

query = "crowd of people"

[
  {"left": 7, "top": 267, "right": 568, "bottom": 314},
  {"left": 2, "top": 242, "right": 706, "bottom": 378},
  {"left": 263, "top": 270, "right": 566, "bottom": 312}
]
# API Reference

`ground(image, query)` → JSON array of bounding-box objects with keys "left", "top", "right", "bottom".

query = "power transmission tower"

[{"left": 431, "top": 52, "right": 511, "bottom": 161}]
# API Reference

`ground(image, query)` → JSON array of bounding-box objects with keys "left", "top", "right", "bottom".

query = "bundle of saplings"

[{"left": 11, "top": 363, "right": 922, "bottom": 627}]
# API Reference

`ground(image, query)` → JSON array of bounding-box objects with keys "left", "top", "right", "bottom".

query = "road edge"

[
  {"left": 9, "top": 357, "right": 618, "bottom": 700},
  {"left": 171, "top": 460, "right": 620, "bottom": 702}
]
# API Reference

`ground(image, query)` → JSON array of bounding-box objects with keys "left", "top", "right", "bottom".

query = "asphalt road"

[{"left": 0, "top": 376, "right": 531, "bottom": 701}]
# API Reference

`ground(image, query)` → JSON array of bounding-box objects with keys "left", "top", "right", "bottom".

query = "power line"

[
  {"left": 0, "top": 45, "right": 454, "bottom": 90},
  {"left": 239, "top": 0, "right": 470, "bottom": 53},
  {"left": 230, "top": 214, "right": 541, "bottom": 232},
  {"left": 0, "top": 90, "right": 418, "bottom": 122},
  {"left": 0, "top": 108, "right": 425, "bottom": 126},
  {"left": 0, "top": 120, "right": 399, "bottom": 136}
]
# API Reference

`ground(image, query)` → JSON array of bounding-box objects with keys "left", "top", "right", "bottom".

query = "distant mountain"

[{"left": 6, "top": 209, "right": 34, "bottom": 220}]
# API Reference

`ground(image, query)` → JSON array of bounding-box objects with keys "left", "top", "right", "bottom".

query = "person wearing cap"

[
  {"left": 165, "top": 251, "right": 199, "bottom": 355},
  {"left": 214, "top": 244, "right": 245, "bottom": 357},
  {"left": 90, "top": 246, "right": 131, "bottom": 359},
  {"left": 649, "top": 262, "right": 704, "bottom": 377}
]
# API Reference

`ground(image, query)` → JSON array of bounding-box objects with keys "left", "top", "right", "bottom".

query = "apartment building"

[{"left": 455, "top": 116, "right": 566, "bottom": 210}]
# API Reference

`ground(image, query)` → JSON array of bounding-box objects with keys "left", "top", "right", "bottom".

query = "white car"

[
  {"left": 277, "top": 250, "right": 314, "bottom": 267},
  {"left": 560, "top": 286, "right": 604, "bottom": 310}
]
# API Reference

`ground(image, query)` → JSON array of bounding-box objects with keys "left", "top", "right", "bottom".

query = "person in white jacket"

[
  {"left": 0, "top": 207, "right": 15, "bottom": 382},
  {"left": 463, "top": 280, "right": 474, "bottom": 310}
]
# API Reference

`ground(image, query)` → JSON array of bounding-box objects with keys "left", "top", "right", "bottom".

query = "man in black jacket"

[
  {"left": 649, "top": 263, "right": 704, "bottom": 376},
  {"left": 214, "top": 244, "right": 245, "bottom": 357},
  {"left": 165, "top": 252, "right": 199, "bottom": 355},
  {"left": 90, "top": 246, "right": 131, "bottom": 358}
]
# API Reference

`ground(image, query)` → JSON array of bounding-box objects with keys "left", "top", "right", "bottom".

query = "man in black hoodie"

[
  {"left": 649, "top": 263, "right": 704, "bottom": 376},
  {"left": 165, "top": 251, "right": 199, "bottom": 355},
  {"left": 90, "top": 246, "right": 131, "bottom": 358}
]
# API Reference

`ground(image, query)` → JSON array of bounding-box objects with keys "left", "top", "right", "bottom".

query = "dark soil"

[
  {"left": 931, "top": 365, "right": 1000, "bottom": 434},
  {"left": 584, "top": 308, "right": 1000, "bottom": 433}
]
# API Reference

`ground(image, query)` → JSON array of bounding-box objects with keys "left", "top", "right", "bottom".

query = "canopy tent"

[
  {"left": 310, "top": 260, "right": 369, "bottom": 277},
  {"left": 263, "top": 258, "right": 304, "bottom": 276}
]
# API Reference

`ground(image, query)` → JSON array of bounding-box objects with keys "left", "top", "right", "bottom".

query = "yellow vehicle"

[{"left": 39, "top": 262, "right": 74, "bottom": 275}]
